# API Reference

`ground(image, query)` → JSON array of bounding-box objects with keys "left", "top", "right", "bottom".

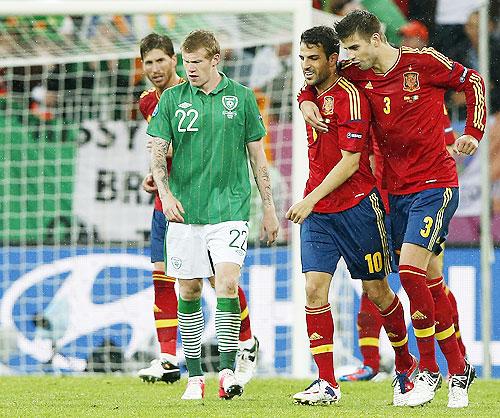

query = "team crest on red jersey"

[
  {"left": 403, "top": 71, "right": 420, "bottom": 92},
  {"left": 322, "top": 96, "right": 334, "bottom": 115}
]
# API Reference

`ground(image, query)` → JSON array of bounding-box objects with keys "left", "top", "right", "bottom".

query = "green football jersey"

[{"left": 147, "top": 73, "right": 266, "bottom": 224}]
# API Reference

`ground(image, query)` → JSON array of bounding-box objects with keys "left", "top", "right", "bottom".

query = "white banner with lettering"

[{"left": 73, "top": 120, "right": 153, "bottom": 242}]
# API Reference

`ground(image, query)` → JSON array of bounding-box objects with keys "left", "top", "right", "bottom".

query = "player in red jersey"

[
  {"left": 287, "top": 26, "right": 416, "bottom": 407},
  {"left": 343, "top": 20, "right": 467, "bottom": 382},
  {"left": 342, "top": 106, "right": 467, "bottom": 383},
  {"left": 137, "top": 33, "right": 259, "bottom": 385},
  {"left": 298, "top": 10, "right": 484, "bottom": 408}
]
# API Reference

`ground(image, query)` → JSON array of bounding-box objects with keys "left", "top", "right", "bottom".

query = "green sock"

[
  {"left": 216, "top": 297, "right": 241, "bottom": 371},
  {"left": 178, "top": 297, "right": 204, "bottom": 377}
]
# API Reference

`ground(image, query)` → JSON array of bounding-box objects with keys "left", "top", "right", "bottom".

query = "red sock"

[
  {"left": 380, "top": 295, "right": 413, "bottom": 372},
  {"left": 399, "top": 265, "right": 438, "bottom": 372},
  {"left": 305, "top": 304, "right": 337, "bottom": 387},
  {"left": 445, "top": 285, "right": 467, "bottom": 356},
  {"left": 153, "top": 271, "right": 177, "bottom": 356},
  {"left": 358, "top": 293, "right": 382, "bottom": 372},
  {"left": 428, "top": 277, "right": 465, "bottom": 375},
  {"left": 238, "top": 286, "right": 252, "bottom": 342}
]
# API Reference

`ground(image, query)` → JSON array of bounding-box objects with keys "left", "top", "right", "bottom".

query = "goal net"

[{"left": 0, "top": 1, "right": 357, "bottom": 377}]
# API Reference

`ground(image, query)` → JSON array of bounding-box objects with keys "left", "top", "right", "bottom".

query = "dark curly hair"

[{"left": 300, "top": 26, "right": 340, "bottom": 58}]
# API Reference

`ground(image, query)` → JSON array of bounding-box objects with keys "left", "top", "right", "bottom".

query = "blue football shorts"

[
  {"left": 300, "top": 189, "right": 394, "bottom": 280},
  {"left": 151, "top": 209, "right": 167, "bottom": 263},
  {"left": 389, "top": 187, "right": 459, "bottom": 262}
]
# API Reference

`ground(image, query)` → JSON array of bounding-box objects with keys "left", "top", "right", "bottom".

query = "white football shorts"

[{"left": 165, "top": 220, "right": 249, "bottom": 279}]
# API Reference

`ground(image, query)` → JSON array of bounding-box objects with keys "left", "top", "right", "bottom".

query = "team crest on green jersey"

[{"left": 222, "top": 96, "right": 238, "bottom": 119}]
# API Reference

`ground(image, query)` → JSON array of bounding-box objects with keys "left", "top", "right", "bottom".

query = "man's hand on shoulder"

[
  {"left": 300, "top": 101, "right": 328, "bottom": 133},
  {"left": 455, "top": 134, "right": 479, "bottom": 155}
]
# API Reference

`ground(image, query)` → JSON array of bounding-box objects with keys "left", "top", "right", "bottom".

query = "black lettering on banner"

[
  {"left": 78, "top": 126, "right": 91, "bottom": 146},
  {"left": 123, "top": 172, "right": 143, "bottom": 204},
  {"left": 96, "top": 169, "right": 117, "bottom": 201},
  {"left": 96, "top": 122, "right": 116, "bottom": 148},
  {"left": 128, "top": 122, "right": 139, "bottom": 150}
]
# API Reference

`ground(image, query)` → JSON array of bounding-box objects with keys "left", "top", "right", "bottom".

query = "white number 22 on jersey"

[{"left": 175, "top": 109, "right": 199, "bottom": 132}]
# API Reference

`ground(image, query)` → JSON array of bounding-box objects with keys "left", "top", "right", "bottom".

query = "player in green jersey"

[{"left": 147, "top": 30, "right": 280, "bottom": 401}]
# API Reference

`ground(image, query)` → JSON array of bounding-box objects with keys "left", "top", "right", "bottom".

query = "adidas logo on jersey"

[
  {"left": 411, "top": 310, "right": 427, "bottom": 320},
  {"left": 364, "top": 81, "right": 373, "bottom": 89},
  {"left": 309, "top": 332, "right": 323, "bottom": 341},
  {"left": 178, "top": 102, "right": 192, "bottom": 109}
]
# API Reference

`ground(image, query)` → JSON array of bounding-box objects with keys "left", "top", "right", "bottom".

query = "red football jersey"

[
  {"left": 371, "top": 104, "right": 456, "bottom": 213},
  {"left": 304, "top": 76, "right": 376, "bottom": 213},
  {"left": 299, "top": 47, "right": 486, "bottom": 195},
  {"left": 139, "top": 85, "right": 179, "bottom": 211}
]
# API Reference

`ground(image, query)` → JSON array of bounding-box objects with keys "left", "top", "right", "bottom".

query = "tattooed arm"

[
  {"left": 151, "top": 137, "right": 184, "bottom": 222},
  {"left": 247, "top": 139, "right": 279, "bottom": 245}
]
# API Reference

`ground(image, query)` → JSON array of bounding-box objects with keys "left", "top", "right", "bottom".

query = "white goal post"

[{"left": 0, "top": 0, "right": 359, "bottom": 378}]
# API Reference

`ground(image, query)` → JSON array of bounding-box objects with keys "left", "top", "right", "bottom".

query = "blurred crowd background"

[{"left": 0, "top": 0, "right": 499, "bottom": 246}]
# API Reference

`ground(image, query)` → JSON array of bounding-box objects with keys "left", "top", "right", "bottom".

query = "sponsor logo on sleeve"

[
  {"left": 347, "top": 132, "right": 363, "bottom": 139},
  {"left": 459, "top": 67, "right": 468, "bottom": 83}
]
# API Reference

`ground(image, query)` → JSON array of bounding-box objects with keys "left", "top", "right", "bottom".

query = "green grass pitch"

[{"left": 1, "top": 376, "right": 499, "bottom": 417}]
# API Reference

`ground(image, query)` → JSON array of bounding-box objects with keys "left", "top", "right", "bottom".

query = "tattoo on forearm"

[
  {"left": 256, "top": 166, "right": 273, "bottom": 208},
  {"left": 260, "top": 167, "right": 270, "bottom": 183},
  {"left": 263, "top": 185, "right": 273, "bottom": 208},
  {"left": 151, "top": 138, "right": 171, "bottom": 197}
]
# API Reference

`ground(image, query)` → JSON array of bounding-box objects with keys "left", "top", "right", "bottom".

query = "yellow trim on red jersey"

[
  {"left": 470, "top": 73, "right": 485, "bottom": 130},
  {"left": 338, "top": 78, "right": 361, "bottom": 120},
  {"left": 316, "top": 77, "right": 341, "bottom": 98},
  {"left": 140, "top": 87, "right": 156, "bottom": 99},
  {"left": 402, "top": 46, "right": 453, "bottom": 70}
]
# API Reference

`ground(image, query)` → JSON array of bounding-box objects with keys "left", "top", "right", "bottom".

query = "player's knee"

[
  {"left": 365, "top": 281, "right": 391, "bottom": 308},
  {"left": 426, "top": 256, "right": 442, "bottom": 280},
  {"left": 178, "top": 279, "right": 203, "bottom": 300},
  {"left": 215, "top": 277, "right": 239, "bottom": 298},
  {"left": 304, "top": 279, "right": 328, "bottom": 306}
]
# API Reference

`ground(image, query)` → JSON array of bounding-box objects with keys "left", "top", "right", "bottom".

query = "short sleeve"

[
  {"left": 336, "top": 83, "right": 371, "bottom": 153},
  {"left": 146, "top": 91, "right": 173, "bottom": 141}
]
